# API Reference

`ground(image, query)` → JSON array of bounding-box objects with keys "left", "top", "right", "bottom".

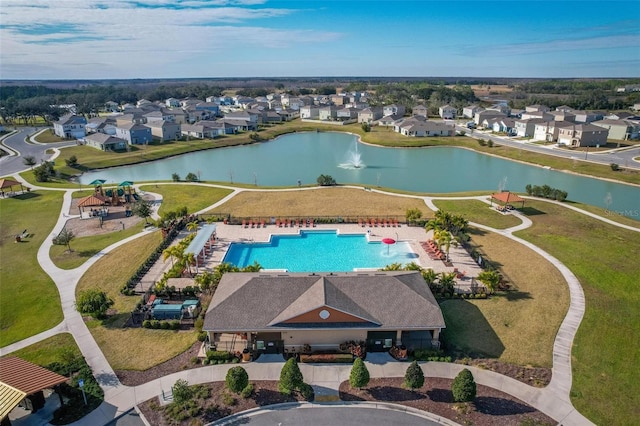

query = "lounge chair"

[
  {"left": 249, "top": 220, "right": 253, "bottom": 228},
  {"left": 276, "top": 219, "right": 281, "bottom": 227},
  {"left": 310, "top": 218, "right": 315, "bottom": 227},
  {"left": 261, "top": 220, "right": 266, "bottom": 228},
  {"left": 358, "top": 219, "right": 363, "bottom": 227},
  {"left": 242, "top": 219, "right": 246, "bottom": 228},
  {"left": 394, "top": 219, "right": 400, "bottom": 227}
]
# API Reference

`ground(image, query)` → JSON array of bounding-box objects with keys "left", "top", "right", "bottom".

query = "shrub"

[
  {"left": 206, "top": 351, "right": 232, "bottom": 362},
  {"left": 150, "top": 320, "right": 161, "bottom": 329},
  {"left": 202, "top": 358, "right": 210, "bottom": 365},
  {"left": 172, "top": 379, "right": 193, "bottom": 405},
  {"left": 222, "top": 392, "right": 236, "bottom": 406},
  {"left": 240, "top": 383, "right": 254, "bottom": 399},
  {"left": 197, "top": 331, "right": 208, "bottom": 342},
  {"left": 610, "top": 163, "right": 620, "bottom": 171},
  {"left": 142, "top": 320, "right": 151, "bottom": 328},
  {"left": 349, "top": 358, "right": 370, "bottom": 390},
  {"left": 278, "top": 358, "right": 304, "bottom": 395},
  {"left": 76, "top": 289, "right": 113, "bottom": 319},
  {"left": 226, "top": 366, "right": 249, "bottom": 394},
  {"left": 160, "top": 321, "right": 171, "bottom": 330},
  {"left": 452, "top": 368, "right": 477, "bottom": 402},
  {"left": 170, "top": 320, "right": 180, "bottom": 330},
  {"left": 299, "top": 382, "right": 315, "bottom": 401},
  {"left": 404, "top": 361, "right": 425, "bottom": 390}
]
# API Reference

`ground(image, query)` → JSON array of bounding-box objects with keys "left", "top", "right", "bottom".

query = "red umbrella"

[{"left": 382, "top": 238, "right": 396, "bottom": 254}]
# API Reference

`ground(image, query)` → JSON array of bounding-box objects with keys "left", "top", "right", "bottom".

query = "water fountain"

[{"left": 339, "top": 140, "right": 365, "bottom": 169}]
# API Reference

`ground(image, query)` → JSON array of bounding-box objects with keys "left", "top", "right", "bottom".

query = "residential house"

[
  {"left": 336, "top": 107, "right": 360, "bottom": 121},
  {"left": 604, "top": 112, "right": 634, "bottom": 120},
  {"left": 136, "top": 99, "right": 153, "bottom": 108},
  {"left": 181, "top": 122, "right": 223, "bottom": 139},
  {"left": 185, "top": 109, "right": 214, "bottom": 124},
  {"left": 318, "top": 105, "right": 339, "bottom": 121},
  {"left": 144, "top": 109, "right": 176, "bottom": 123},
  {"left": 412, "top": 105, "right": 428, "bottom": 118},
  {"left": 533, "top": 121, "right": 558, "bottom": 142},
  {"left": 438, "top": 105, "right": 457, "bottom": 119},
  {"left": 329, "top": 94, "right": 346, "bottom": 106},
  {"left": 104, "top": 101, "right": 119, "bottom": 113},
  {"left": 268, "top": 100, "right": 283, "bottom": 112},
  {"left": 514, "top": 118, "right": 546, "bottom": 138},
  {"left": 549, "top": 110, "right": 575, "bottom": 123},
  {"left": 462, "top": 105, "right": 481, "bottom": 119},
  {"left": 555, "top": 105, "right": 573, "bottom": 112},
  {"left": 556, "top": 123, "right": 609, "bottom": 147},
  {"left": 224, "top": 110, "right": 259, "bottom": 128},
  {"left": 147, "top": 120, "right": 181, "bottom": 141},
  {"left": 474, "top": 110, "right": 506, "bottom": 127},
  {"left": 181, "top": 98, "right": 202, "bottom": 109},
  {"left": 279, "top": 109, "right": 299, "bottom": 121},
  {"left": 300, "top": 105, "right": 320, "bottom": 120},
  {"left": 520, "top": 110, "right": 554, "bottom": 121},
  {"left": 487, "top": 104, "right": 511, "bottom": 116},
  {"left": 53, "top": 114, "right": 87, "bottom": 139},
  {"left": 490, "top": 118, "right": 516, "bottom": 135},
  {"left": 165, "top": 98, "right": 181, "bottom": 108},
  {"left": 86, "top": 117, "right": 117, "bottom": 135},
  {"left": 376, "top": 114, "right": 403, "bottom": 127},
  {"left": 203, "top": 271, "right": 446, "bottom": 354},
  {"left": 234, "top": 96, "right": 255, "bottom": 108},
  {"left": 219, "top": 119, "right": 253, "bottom": 132},
  {"left": 383, "top": 104, "right": 406, "bottom": 117},
  {"left": 525, "top": 104, "right": 550, "bottom": 113},
  {"left": 115, "top": 113, "right": 146, "bottom": 126},
  {"left": 281, "top": 96, "right": 302, "bottom": 110},
  {"left": 592, "top": 119, "right": 640, "bottom": 140},
  {"left": 399, "top": 121, "right": 454, "bottom": 137},
  {"left": 358, "top": 107, "right": 383, "bottom": 124},
  {"left": 84, "top": 133, "right": 127, "bottom": 151},
  {"left": 169, "top": 108, "right": 187, "bottom": 124},
  {"left": 195, "top": 102, "right": 220, "bottom": 116},
  {"left": 393, "top": 115, "right": 427, "bottom": 133},
  {"left": 261, "top": 110, "right": 283, "bottom": 124},
  {"left": 572, "top": 110, "right": 604, "bottom": 123},
  {"left": 115, "top": 123, "right": 152, "bottom": 145}
]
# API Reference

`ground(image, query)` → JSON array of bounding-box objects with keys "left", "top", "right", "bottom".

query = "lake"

[{"left": 79, "top": 132, "right": 640, "bottom": 216}]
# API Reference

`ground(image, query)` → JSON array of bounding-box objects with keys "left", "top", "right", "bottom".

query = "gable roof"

[{"left": 203, "top": 271, "right": 444, "bottom": 332}]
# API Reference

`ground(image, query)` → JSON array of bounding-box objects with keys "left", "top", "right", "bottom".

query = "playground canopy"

[
  {"left": 89, "top": 179, "right": 106, "bottom": 186},
  {"left": 118, "top": 181, "right": 134, "bottom": 187},
  {"left": 490, "top": 191, "right": 525, "bottom": 208}
]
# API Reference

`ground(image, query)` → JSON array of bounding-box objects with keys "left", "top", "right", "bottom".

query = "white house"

[{"left": 53, "top": 115, "right": 87, "bottom": 139}]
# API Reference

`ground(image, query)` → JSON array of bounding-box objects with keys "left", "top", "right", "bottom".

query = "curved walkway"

[{"left": 4, "top": 180, "right": 639, "bottom": 425}]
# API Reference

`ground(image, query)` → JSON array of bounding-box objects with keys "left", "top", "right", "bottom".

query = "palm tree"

[
  {"left": 182, "top": 252, "right": 196, "bottom": 276},
  {"left": 187, "top": 220, "right": 199, "bottom": 234},
  {"left": 439, "top": 272, "right": 457, "bottom": 295},
  {"left": 434, "top": 229, "right": 457, "bottom": 262},
  {"left": 422, "top": 268, "right": 438, "bottom": 286},
  {"left": 162, "top": 245, "right": 180, "bottom": 267},
  {"left": 381, "top": 262, "right": 403, "bottom": 271},
  {"left": 476, "top": 270, "right": 500, "bottom": 294}
]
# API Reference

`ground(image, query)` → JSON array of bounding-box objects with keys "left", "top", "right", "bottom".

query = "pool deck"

[{"left": 198, "top": 222, "right": 483, "bottom": 285}]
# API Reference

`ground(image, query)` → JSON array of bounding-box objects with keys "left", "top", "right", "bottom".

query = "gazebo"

[
  {"left": 0, "top": 178, "right": 26, "bottom": 198},
  {"left": 490, "top": 191, "right": 525, "bottom": 209},
  {"left": 0, "top": 357, "right": 68, "bottom": 421},
  {"left": 77, "top": 194, "right": 108, "bottom": 218}
]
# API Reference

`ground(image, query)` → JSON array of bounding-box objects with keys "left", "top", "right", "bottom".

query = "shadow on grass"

[
  {"left": 440, "top": 299, "right": 505, "bottom": 359},
  {"left": 518, "top": 206, "right": 546, "bottom": 216},
  {"left": 12, "top": 192, "right": 41, "bottom": 200},
  {"left": 101, "top": 313, "right": 131, "bottom": 329},
  {"left": 76, "top": 249, "right": 100, "bottom": 258},
  {"left": 493, "top": 290, "right": 533, "bottom": 301},
  {"left": 253, "top": 388, "right": 297, "bottom": 406}
]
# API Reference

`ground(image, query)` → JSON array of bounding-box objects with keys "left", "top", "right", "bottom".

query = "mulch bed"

[
  {"left": 115, "top": 342, "right": 202, "bottom": 386},
  {"left": 461, "top": 359, "right": 551, "bottom": 387},
  {"left": 339, "top": 377, "right": 555, "bottom": 426},
  {"left": 138, "top": 381, "right": 304, "bottom": 426}
]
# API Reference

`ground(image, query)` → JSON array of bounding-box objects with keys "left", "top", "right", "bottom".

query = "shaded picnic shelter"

[
  {"left": 490, "top": 191, "right": 525, "bottom": 208},
  {"left": 0, "top": 356, "right": 68, "bottom": 424},
  {"left": 77, "top": 194, "right": 108, "bottom": 218},
  {"left": 184, "top": 224, "right": 217, "bottom": 273},
  {"left": 0, "top": 178, "right": 25, "bottom": 198}
]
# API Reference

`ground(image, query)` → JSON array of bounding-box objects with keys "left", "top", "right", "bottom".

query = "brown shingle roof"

[{"left": 204, "top": 272, "right": 445, "bottom": 332}]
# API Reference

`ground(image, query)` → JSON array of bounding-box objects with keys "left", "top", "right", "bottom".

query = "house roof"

[
  {"left": 0, "top": 357, "right": 67, "bottom": 396},
  {"left": 85, "top": 133, "right": 126, "bottom": 145},
  {"left": 203, "top": 271, "right": 445, "bottom": 332}
]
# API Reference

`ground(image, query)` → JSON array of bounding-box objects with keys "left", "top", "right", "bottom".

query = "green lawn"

[
  {"left": 0, "top": 191, "right": 64, "bottom": 346},
  {"left": 49, "top": 223, "right": 144, "bottom": 270},
  {"left": 7, "top": 333, "right": 81, "bottom": 367},
  {"left": 515, "top": 200, "right": 640, "bottom": 425},
  {"left": 33, "top": 130, "right": 67, "bottom": 144},
  {"left": 440, "top": 229, "right": 568, "bottom": 367},
  {"left": 138, "top": 184, "right": 233, "bottom": 215},
  {"left": 432, "top": 199, "right": 523, "bottom": 229}
]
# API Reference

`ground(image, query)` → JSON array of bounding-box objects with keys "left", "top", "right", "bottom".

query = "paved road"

[
  {"left": 456, "top": 125, "right": 640, "bottom": 170},
  {"left": 0, "top": 127, "right": 76, "bottom": 175},
  {"left": 217, "top": 406, "right": 446, "bottom": 426}
]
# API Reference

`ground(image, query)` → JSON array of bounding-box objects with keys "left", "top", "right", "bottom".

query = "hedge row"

[{"left": 120, "top": 216, "right": 190, "bottom": 295}]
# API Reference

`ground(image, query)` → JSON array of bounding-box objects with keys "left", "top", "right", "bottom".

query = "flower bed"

[{"left": 300, "top": 353, "right": 354, "bottom": 363}]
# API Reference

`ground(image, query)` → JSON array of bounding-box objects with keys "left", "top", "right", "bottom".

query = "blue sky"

[{"left": 1, "top": 0, "right": 638, "bottom": 79}]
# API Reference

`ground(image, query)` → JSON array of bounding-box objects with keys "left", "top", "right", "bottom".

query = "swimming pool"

[{"left": 223, "top": 230, "right": 418, "bottom": 272}]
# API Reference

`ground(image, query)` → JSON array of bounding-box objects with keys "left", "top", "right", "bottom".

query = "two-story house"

[
  {"left": 115, "top": 123, "right": 152, "bottom": 145},
  {"left": 53, "top": 115, "right": 87, "bottom": 139},
  {"left": 438, "top": 105, "right": 457, "bottom": 119},
  {"left": 358, "top": 107, "right": 383, "bottom": 124},
  {"left": 557, "top": 123, "right": 609, "bottom": 147},
  {"left": 383, "top": 104, "right": 406, "bottom": 117}
]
